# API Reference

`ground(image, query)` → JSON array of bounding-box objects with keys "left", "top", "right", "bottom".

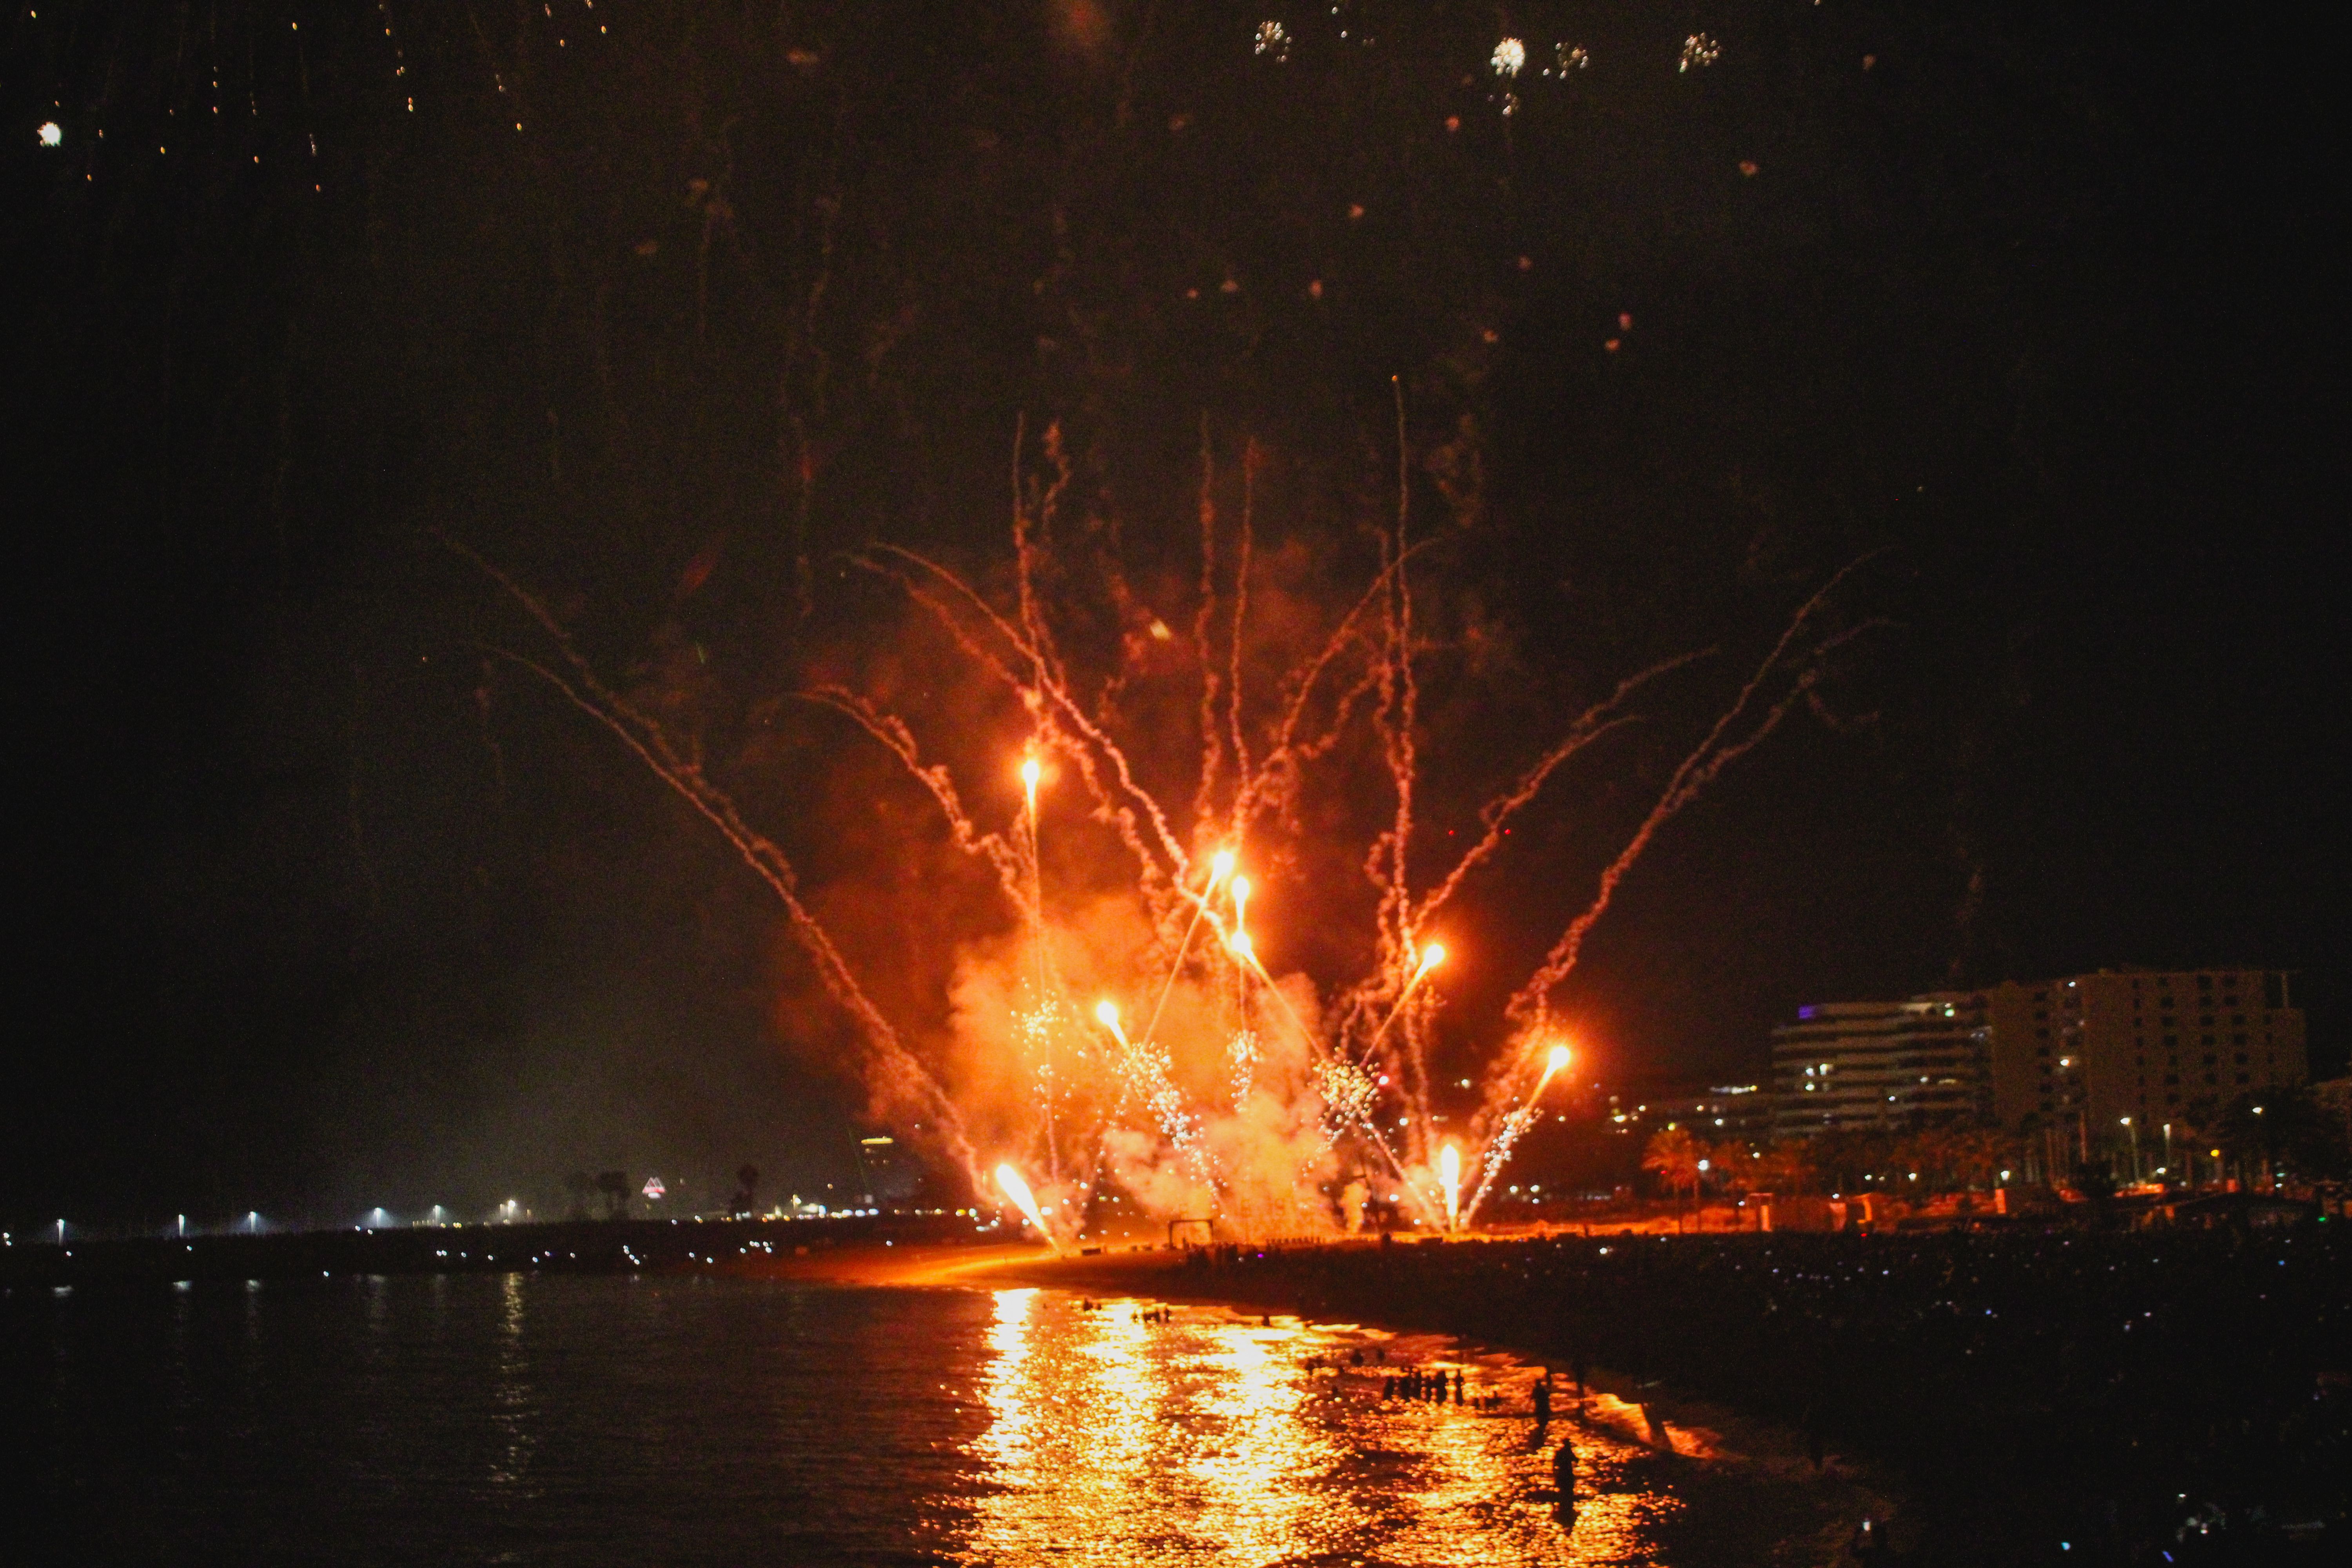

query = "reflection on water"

[
  {"left": 11, "top": 1272, "right": 1734, "bottom": 1564},
  {"left": 957, "top": 1289, "right": 1663, "bottom": 1566}
]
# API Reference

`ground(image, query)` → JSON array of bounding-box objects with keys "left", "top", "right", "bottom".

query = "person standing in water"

[
  {"left": 1532, "top": 1370, "right": 1553, "bottom": 1428},
  {"left": 1553, "top": 1433, "right": 1577, "bottom": 1508}
]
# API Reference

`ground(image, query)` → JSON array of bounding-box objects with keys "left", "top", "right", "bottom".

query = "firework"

[
  {"left": 465, "top": 425, "right": 1876, "bottom": 1242},
  {"left": 995, "top": 1163, "right": 1059, "bottom": 1250}
]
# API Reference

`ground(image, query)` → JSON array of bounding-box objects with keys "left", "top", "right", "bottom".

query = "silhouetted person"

[
  {"left": 1553, "top": 1434, "right": 1577, "bottom": 1502},
  {"left": 1452, "top": 1370, "right": 1465, "bottom": 1404},
  {"left": 1532, "top": 1373, "right": 1553, "bottom": 1427}
]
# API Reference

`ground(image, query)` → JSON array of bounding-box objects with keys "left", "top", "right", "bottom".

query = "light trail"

[{"left": 996, "top": 1163, "right": 1060, "bottom": 1252}]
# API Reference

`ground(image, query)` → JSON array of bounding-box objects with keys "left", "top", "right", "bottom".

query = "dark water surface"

[{"left": 11, "top": 1274, "right": 1819, "bottom": 1564}]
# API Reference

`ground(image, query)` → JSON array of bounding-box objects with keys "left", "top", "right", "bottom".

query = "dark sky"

[{"left": 4, "top": 2, "right": 2341, "bottom": 1230}]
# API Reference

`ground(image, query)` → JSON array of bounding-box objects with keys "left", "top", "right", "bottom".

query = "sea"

[{"left": 9, "top": 1273, "right": 1829, "bottom": 1564}]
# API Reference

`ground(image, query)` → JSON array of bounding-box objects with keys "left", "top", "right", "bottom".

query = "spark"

[
  {"left": 1254, "top": 21, "right": 1289, "bottom": 62},
  {"left": 37, "top": 122, "right": 63, "bottom": 147},
  {"left": 1491, "top": 38, "right": 1525, "bottom": 78},
  {"left": 1679, "top": 34, "right": 1721, "bottom": 73},
  {"left": 1440, "top": 1143, "right": 1461, "bottom": 1231}
]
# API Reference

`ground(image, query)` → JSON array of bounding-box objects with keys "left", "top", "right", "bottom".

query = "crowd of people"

[{"left": 1180, "top": 1224, "right": 2351, "bottom": 1562}]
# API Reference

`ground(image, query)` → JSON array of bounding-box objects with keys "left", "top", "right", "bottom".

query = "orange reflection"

[{"left": 951, "top": 1291, "right": 1677, "bottom": 1564}]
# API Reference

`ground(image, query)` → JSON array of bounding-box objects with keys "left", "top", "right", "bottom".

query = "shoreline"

[{"left": 893, "top": 1242, "right": 1906, "bottom": 1562}]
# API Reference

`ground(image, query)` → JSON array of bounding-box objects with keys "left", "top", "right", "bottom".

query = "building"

[
  {"left": 853, "top": 1136, "right": 922, "bottom": 1206},
  {"left": 1985, "top": 968, "right": 2307, "bottom": 1138},
  {"left": 1606, "top": 1084, "right": 1773, "bottom": 1143},
  {"left": 1769, "top": 993, "right": 1992, "bottom": 1139}
]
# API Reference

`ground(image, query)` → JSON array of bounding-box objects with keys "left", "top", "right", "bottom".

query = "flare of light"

[
  {"left": 1209, "top": 849, "right": 1235, "bottom": 883},
  {"left": 1229, "top": 931, "right": 1254, "bottom": 960},
  {"left": 995, "top": 1163, "right": 1055, "bottom": 1245},
  {"left": 1544, "top": 1042, "right": 1572, "bottom": 1082},
  {"left": 38, "top": 122, "right": 64, "bottom": 147},
  {"left": 1019, "top": 755, "right": 1041, "bottom": 797},
  {"left": 1094, "top": 999, "right": 1130, "bottom": 1048},
  {"left": 1231, "top": 874, "right": 1251, "bottom": 931},
  {"left": 1419, "top": 942, "right": 1446, "bottom": 974},
  {"left": 1440, "top": 1143, "right": 1461, "bottom": 1231}
]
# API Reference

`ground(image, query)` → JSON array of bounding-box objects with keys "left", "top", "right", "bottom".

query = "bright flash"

[
  {"left": 1210, "top": 849, "right": 1235, "bottom": 882},
  {"left": 1547, "top": 1043, "right": 1570, "bottom": 1076},
  {"left": 1094, "top": 999, "right": 1120, "bottom": 1029},
  {"left": 1419, "top": 942, "right": 1446, "bottom": 972},
  {"left": 995, "top": 1163, "right": 1052, "bottom": 1242},
  {"left": 1439, "top": 1143, "right": 1462, "bottom": 1230},
  {"left": 1019, "top": 756, "right": 1041, "bottom": 791},
  {"left": 38, "top": 122, "right": 64, "bottom": 148},
  {"left": 1229, "top": 931, "right": 1254, "bottom": 960}
]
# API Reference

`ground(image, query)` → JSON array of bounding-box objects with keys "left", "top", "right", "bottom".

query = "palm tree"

[
  {"left": 1642, "top": 1127, "right": 1704, "bottom": 1232},
  {"left": 1752, "top": 1142, "right": 1815, "bottom": 1198}
]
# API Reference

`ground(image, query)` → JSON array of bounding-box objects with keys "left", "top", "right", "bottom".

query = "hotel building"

[
  {"left": 1984, "top": 968, "right": 2307, "bottom": 1135},
  {"left": 1769, "top": 993, "right": 1993, "bottom": 1139}
]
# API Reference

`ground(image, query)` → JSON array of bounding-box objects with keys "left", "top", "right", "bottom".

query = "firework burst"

[{"left": 459, "top": 420, "right": 1875, "bottom": 1243}]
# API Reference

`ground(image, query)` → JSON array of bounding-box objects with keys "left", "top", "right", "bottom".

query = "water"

[{"left": 10, "top": 1274, "right": 1814, "bottom": 1564}]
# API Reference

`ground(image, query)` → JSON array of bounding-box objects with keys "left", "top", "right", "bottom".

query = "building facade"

[
  {"left": 1607, "top": 1084, "right": 1773, "bottom": 1143},
  {"left": 1769, "top": 993, "right": 1992, "bottom": 1139},
  {"left": 1985, "top": 968, "right": 2307, "bottom": 1138}
]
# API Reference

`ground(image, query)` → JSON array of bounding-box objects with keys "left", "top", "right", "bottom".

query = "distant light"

[
  {"left": 38, "top": 122, "right": 63, "bottom": 147},
  {"left": 1491, "top": 38, "right": 1526, "bottom": 78}
]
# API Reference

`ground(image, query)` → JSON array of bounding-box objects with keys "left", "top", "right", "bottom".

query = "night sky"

[{"left": 5, "top": 2, "right": 2341, "bottom": 1230}]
